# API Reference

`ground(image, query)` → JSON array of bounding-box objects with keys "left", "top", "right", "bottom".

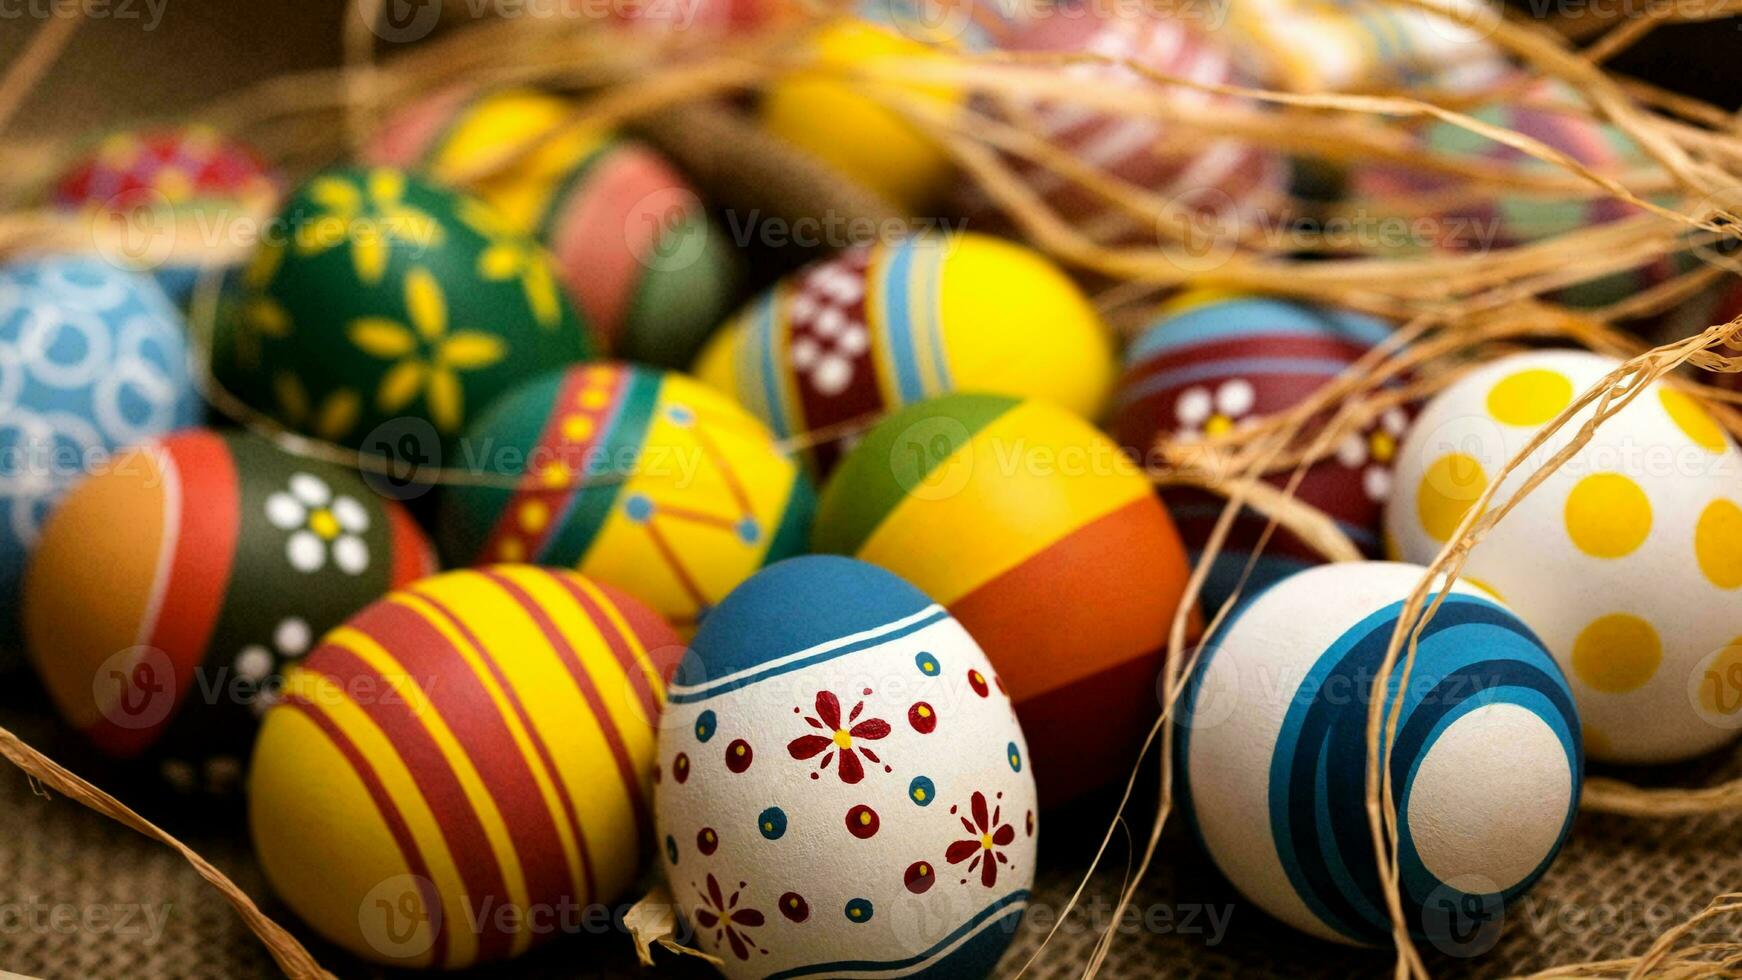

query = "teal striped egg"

[{"left": 1178, "top": 561, "right": 1581, "bottom": 953}]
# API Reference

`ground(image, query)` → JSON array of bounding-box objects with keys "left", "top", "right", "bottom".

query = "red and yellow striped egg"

[
  {"left": 249, "top": 566, "right": 684, "bottom": 969},
  {"left": 812, "top": 393, "right": 1194, "bottom": 805},
  {"left": 23, "top": 429, "right": 435, "bottom": 793}
]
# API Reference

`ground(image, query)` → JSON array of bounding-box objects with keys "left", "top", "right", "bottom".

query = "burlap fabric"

[{"left": 1, "top": 664, "right": 1734, "bottom": 979}]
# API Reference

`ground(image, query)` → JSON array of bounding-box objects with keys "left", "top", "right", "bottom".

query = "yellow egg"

[
  {"left": 759, "top": 19, "right": 960, "bottom": 211},
  {"left": 694, "top": 232, "right": 1114, "bottom": 475},
  {"left": 249, "top": 566, "right": 684, "bottom": 968}
]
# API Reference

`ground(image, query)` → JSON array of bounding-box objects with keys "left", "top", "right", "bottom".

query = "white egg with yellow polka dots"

[{"left": 1386, "top": 349, "right": 1742, "bottom": 764}]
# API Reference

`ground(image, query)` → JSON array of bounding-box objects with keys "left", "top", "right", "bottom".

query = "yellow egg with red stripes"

[{"left": 247, "top": 566, "right": 685, "bottom": 969}]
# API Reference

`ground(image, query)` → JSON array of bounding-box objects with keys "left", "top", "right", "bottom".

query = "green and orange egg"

[{"left": 23, "top": 429, "right": 437, "bottom": 793}]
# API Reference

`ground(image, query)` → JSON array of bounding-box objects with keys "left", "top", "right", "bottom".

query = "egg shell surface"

[
  {"left": 694, "top": 233, "right": 1113, "bottom": 477},
  {"left": 213, "top": 167, "right": 593, "bottom": 451},
  {"left": 22, "top": 429, "right": 435, "bottom": 792},
  {"left": 1111, "top": 293, "right": 1409, "bottom": 609},
  {"left": 0, "top": 256, "right": 202, "bottom": 654},
  {"left": 959, "top": 6, "right": 1288, "bottom": 245},
  {"left": 759, "top": 19, "right": 961, "bottom": 212},
  {"left": 250, "top": 565, "right": 684, "bottom": 968},
  {"left": 1385, "top": 349, "right": 1742, "bottom": 763},
  {"left": 656, "top": 555, "right": 1036, "bottom": 980},
  {"left": 812, "top": 393, "right": 1192, "bottom": 804},
  {"left": 1180, "top": 561, "right": 1581, "bottom": 949},
  {"left": 51, "top": 126, "right": 282, "bottom": 305},
  {"left": 366, "top": 89, "right": 740, "bottom": 368},
  {"left": 1350, "top": 80, "right": 1687, "bottom": 309},
  {"left": 439, "top": 362, "right": 814, "bottom": 634}
]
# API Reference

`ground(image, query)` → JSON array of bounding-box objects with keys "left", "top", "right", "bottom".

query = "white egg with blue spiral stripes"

[
  {"left": 0, "top": 256, "right": 202, "bottom": 656},
  {"left": 654, "top": 556, "right": 1037, "bottom": 979},
  {"left": 1178, "top": 561, "right": 1581, "bottom": 952}
]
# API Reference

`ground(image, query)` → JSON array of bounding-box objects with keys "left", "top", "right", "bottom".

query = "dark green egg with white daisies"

[{"left": 214, "top": 167, "right": 596, "bottom": 453}]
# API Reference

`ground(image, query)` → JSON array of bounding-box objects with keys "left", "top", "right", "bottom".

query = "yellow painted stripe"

[
  {"left": 567, "top": 571, "right": 669, "bottom": 706},
  {"left": 394, "top": 589, "right": 589, "bottom": 903},
  {"left": 326, "top": 624, "right": 534, "bottom": 956},
  {"left": 866, "top": 244, "right": 905, "bottom": 409},
  {"left": 415, "top": 570, "right": 639, "bottom": 899},
  {"left": 857, "top": 400, "right": 1150, "bottom": 605},
  {"left": 281, "top": 669, "right": 481, "bottom": 969},
  {"left": 507, "top": 569, "right": 650, "bottom": 889}
]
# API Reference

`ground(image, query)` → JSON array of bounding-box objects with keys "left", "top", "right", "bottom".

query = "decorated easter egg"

[
  {"left": 365, "top": 89, "right": 740, "bottom": 367},
  {"left": 1385, "top": 349, "right": 1742, "bottom": 764},
  {"left": 250, "top": 566, "right": 683, "bottom": 968},
  {"left": 0, "top": 257, "right": 202, "bottom": 657},
  {"left": 959, "top": 6, "right": 1288, "bottom": 245},
  {"left": 607, "top": 0, "right": 793, "bottom": 34},
  {"left": 1179, "top": 561, "right": 1581, "bottom": 949},
  {"left": 22, "top": 429, "right": 436, "bottom": 793},
  {"left": 656, "top": 556, "right": 1036, "bottom": 978},
  {"left": 51, "top": 125, "right": 281, "bottom": 305},
  {"left": 812, "top": 393, "right": 1192, "bottom": 804},
  {"left": 1351, "top": 80, "right": 1686, "bottom": 309},
  {"left": 1111, "top": 293, "right": 1410, "bottom": 610},
  {"left": 759, "top": 19, "right": 962, "bottom": 211},
  {"left": 440, "top": 362, "right": 814, "bottom": 633},
  {"left": 1225, "top": 0, "right": 1508, "bottom": 94},
  {"left": 212, "top": 167, "right": 593, "bottom": 452},
  {"left": 693, "top": 233, "right": 1114, "bottom": 475}
]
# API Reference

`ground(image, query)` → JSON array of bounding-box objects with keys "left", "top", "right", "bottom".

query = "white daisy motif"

[
  {"left": 265, "top": 472, "right": 371, "bottom": 575},
  {"left": 1175, "top": 378, "right": 1257, "bottom": 439},
  {"left": 1336, "top": 406, "right": 1412, "bottom": 502},
  {"left": 238, "top": 616, "right": 315, "bottom": 717}
]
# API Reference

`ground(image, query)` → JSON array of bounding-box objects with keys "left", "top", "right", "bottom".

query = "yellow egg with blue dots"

[{"left": 1384, "top": 349, "right": 1742, "bottom": 763}]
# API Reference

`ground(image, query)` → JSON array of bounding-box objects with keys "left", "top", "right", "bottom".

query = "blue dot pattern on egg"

[
  {"left": 0, "top": 257, "right": 202, "bottom": 648},
  {"left": 655, "top": 555, "right": 1038, "bottom": 980},
  {"left": 1178, "top": 562, "right": 1582, "bottom": 950}
]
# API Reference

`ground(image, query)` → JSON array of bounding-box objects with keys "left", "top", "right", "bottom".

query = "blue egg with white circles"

[
  {"left": 0, "top": 257, "right": 202, "bottom": 655},
  {"left": 1178, "top": 561, "right": 1580, "bottom": 952}
]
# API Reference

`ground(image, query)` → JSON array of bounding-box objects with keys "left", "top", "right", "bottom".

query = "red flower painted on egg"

[
  {"left": 693, "top": 873, "right": 766, "bottom": 961},
  {"left": 786, "top": 690, "right": 890, "bottom": 784},
  {"left": 945, "top": 792, "right": 1016, "bottom": 888}
]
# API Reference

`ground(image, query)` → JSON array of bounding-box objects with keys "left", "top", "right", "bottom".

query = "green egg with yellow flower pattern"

[{"left": 215, "top": 167, "right": 596, "bottom": 452}]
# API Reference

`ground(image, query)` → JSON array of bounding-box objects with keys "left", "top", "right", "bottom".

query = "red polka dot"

[
  {"left": 673, "top": 753, "right": 690, "bottom": 784},
  {"left": 907, "top": 702, "right": 937, "bottom": 734},
  {"left": 726, "top": 739, "right": 754, "bottom": 773},
  {"left": 968, "top": 670, "right": 989, "bottom": 697},
  {"left": 904, "top": 861, "right": 935, "bottom": 894},
  {"left": 697, "top": 827, "right": 719, "bottom": 855},
  {"left": 845, "top": 805, "right": 880, "bottom": 839},
  {"left": 779, "top": 892, "right": 809, "bottom": 922}
]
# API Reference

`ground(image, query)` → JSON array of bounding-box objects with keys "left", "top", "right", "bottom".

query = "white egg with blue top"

[
  {"left": 655, "top": 555, "right": 1037, "bottom": 979},
  {"left": 0, "top": 256, "right": 201, "bottom": 655},
  {"left": 1178, "top": 561, "right": 1581, "bottom": 951}
]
